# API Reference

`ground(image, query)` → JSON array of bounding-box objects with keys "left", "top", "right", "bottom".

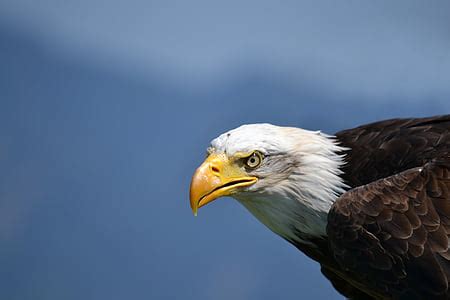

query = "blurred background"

[{"left": 1, "top": 1, "right": 449, "bottom": 299}]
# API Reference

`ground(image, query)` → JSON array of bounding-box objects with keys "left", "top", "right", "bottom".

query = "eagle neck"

[{"left": 237, "top": 132, "right": 348, "bottom": 245}]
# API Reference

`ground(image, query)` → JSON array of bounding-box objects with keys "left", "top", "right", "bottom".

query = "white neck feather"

[{"left": 236, "top": 129, "right": 348, "bottom": 245}]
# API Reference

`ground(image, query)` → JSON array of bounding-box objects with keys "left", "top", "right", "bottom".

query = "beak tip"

[{"left": 191, "top": 202, "right": 198, "bottom": 216}]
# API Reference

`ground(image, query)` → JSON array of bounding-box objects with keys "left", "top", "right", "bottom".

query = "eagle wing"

[{"left": 327, "top": 159, "right": 450, "bottom": 298}]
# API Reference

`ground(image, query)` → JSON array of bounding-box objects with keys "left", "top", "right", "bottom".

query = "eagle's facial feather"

[{"left": 191, "top": 123, "right": 348, "bottom": 244}]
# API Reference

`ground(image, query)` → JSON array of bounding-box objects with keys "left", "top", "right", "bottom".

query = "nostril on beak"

[{"left": 211, "top": 165, "right": 220, "bottom": 173}]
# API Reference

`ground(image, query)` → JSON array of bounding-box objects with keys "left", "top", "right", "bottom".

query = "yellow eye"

[{"left": 245, "top": 151, "right": 263, "bottom": 168}]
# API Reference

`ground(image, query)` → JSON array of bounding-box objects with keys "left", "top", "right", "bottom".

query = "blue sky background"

[{"left": 0, "top": 1, "right": 449, "bottom": 299}]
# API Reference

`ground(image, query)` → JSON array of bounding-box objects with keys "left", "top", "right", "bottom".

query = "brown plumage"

[{"left": 322, "top": 115, "right": 450, "bottom": 299}]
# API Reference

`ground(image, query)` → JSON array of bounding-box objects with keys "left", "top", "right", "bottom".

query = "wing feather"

[{"left": 328, "top": 160, "right": 450, "bottom": 298}]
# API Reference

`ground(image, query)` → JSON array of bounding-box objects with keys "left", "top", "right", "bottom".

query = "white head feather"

[{"left": 210, "top": 124, "right": 348, "bottom": 245}]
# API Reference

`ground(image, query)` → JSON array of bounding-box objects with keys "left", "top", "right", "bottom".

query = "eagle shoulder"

[{"left": 336, "top": 114, "right": 450, "bottom": 187}]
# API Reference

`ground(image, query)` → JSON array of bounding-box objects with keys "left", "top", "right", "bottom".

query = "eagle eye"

[{"left": 245, "top": 151, "right": 263, "bottom": 168}]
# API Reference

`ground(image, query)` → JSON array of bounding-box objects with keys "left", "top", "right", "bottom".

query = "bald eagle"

[{"left": 190, "top": 115, "right": 450, "bottom": 299}]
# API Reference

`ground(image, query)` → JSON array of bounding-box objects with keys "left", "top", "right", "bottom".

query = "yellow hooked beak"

[{"left": 189, "top": 153, "right": 258, "bottom": 216}]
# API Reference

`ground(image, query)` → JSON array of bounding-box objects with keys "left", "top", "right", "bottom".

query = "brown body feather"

[{"left": 292, "top": 115, "right": 450, "bottom": 299}]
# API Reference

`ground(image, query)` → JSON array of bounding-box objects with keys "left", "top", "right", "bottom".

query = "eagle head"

[{"left": 190, "top": 124, "right": 348, "bottom": 241}]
